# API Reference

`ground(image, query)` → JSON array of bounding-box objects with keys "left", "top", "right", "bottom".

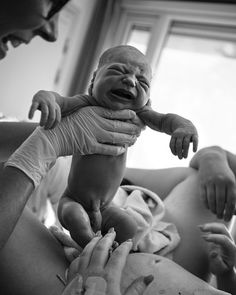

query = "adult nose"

[
  {"left": 35, "top": 15, "right": 59, "bottom": 42},
  {"left": 122, "top": 74, "right": 137, "bottom": 87}
]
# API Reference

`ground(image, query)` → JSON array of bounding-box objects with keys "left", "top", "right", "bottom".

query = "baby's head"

[{"left": 88, "top": 45, "right": 152, "bottom": 110}]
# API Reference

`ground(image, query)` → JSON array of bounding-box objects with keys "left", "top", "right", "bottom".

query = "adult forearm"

[
  {"left": 0, "top": 166, "right": 34, "bottom": 250},
  {"left": 216, "top": 268, "right": 236, "bottom": 294}
]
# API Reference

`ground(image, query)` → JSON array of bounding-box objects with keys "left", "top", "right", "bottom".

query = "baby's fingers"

[
  {"left": 169, "top": 136, "right": 177, "bottom": 156},
  {"left": 182, "top": 136, "right": 190, "bottom": 159},
  {"left": 191, "top": 134, "right": 198, "bottom": 152},
  {"left": 176, "top": 137, "right": 184, "bottom": 159},
  {"left": 28, "top": 101, "right": 40, "bottom": 119}
]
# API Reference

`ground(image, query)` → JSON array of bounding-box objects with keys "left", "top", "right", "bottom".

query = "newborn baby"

[{"left": 30, "top": 45, "right": 198, "bottom": 247}]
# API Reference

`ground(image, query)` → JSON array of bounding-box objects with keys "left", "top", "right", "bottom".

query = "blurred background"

[{"left": 1, "top": 0, "right": 236, "bottom": 169}]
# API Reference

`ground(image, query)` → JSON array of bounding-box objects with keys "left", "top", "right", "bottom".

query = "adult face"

[
  {"left": 91, "top": 49, "right": 152, "bottom": 111},
  {"left": 0, "top": 0, "right": 69, "bottom": 59}
]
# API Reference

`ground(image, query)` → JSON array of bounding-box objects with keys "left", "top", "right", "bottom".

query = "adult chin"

[{"left": 0, "top": 42, "right": 7, "bottom": 59}]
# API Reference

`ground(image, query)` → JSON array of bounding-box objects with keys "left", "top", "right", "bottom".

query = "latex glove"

[
  {"left": 197, "top": 150, "right": 236, "bottom": 221},
  {"left": 66, "top": 229, "right": 154, "bottom": 295},
  {"left": 169, "top": 124, "right": 198, "bottom": 159},
  {"left": 28, "top": 90, "right": 97, "bottom": 129},
  {"left": 199, "top": 223, "right": 236, "bottom": 275},
  {"left": 6, "top": 106, "right": 141, "bottom": 187}
]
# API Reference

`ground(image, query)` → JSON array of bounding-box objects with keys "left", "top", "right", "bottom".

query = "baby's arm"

[
  {"left": 28, "top": 90, "right": 97, "bottom": 129},
  {"left": 199, "top": 222, "right": 236, "bottom": 294},
  {"left": 137, "top": 106, "right": 198, "bottom": 159}
]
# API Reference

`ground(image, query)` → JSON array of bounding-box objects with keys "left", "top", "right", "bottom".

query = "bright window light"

[{"left": 127, "top": 34, "right": 236, "bottom": 169}]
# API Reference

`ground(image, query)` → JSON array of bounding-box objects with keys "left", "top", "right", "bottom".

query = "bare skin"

[{"left": 56, "top": 45, "right": 198, "bottom": 247}]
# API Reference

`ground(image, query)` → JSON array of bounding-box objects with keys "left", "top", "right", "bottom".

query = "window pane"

[
  {"left": 126, "top": 25, "right": 151, "bottom": 54},
  {"left": 127, "top": 34, "right": 236, "bottom": 169}
]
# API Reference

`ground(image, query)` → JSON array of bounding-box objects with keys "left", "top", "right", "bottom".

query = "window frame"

[{"left": 103, "top": 0, "right": 236, "bottom": 70}]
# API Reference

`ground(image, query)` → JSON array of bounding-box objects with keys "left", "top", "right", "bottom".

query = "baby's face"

[{"left": 92, "top": 50, "right": 152, "bottom": 110}]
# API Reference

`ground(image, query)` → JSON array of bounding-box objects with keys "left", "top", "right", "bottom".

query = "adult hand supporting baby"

[
  {"left": 63, "top": 229, "right": 153, "bottom": 295},
  {"left": 6, "top": 106, "right": 142, "bottom": 187}
]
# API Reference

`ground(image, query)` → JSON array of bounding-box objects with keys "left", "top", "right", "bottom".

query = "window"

[{"left": 109, "top": 1, "right": 236, "bottom": 169}]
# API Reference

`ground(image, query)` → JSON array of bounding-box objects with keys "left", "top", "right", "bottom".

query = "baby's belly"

[
  {"left": 68, "top": 153, "right": 127, "bottom": 209},
  {"left": 122, "top": 253, "right": 228, "bottom": 295}
]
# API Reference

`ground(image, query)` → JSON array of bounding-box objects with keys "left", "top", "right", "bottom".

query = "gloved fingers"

[
  {"left": 128, "top": 115, "right": 145, "bottom": 130},
  {"left": 94, "top": 143, "right": 126, "bottom": 156},
  {"left": 124, "top": 275, "right": 154, "bottom": 295},
  {"left": 102, "top": 118, "right": 142, "bottom": 136},
  {"left": 101, "top": 131, "right": 137, "bottom": 146},
  {"left": 28, "top": 101, "right": 39, "bottom": 119},
  {"left": 96, "top": 107, "right": 137, "bottom": 121},
  {"left": 191, "top": 134, "right": 198, "bottom": 152}
]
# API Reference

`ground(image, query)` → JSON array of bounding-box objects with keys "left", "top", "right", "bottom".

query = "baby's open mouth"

[{"left": 110, "top": 89, "right": 135, "bottom": 100}]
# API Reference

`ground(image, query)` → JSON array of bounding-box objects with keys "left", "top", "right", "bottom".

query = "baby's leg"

[
  {"left": 101, "top": 206, "right": 137, "bottom": 243},
  {"left": 57, "top": 196, "right": 94, "bottom": 248}
]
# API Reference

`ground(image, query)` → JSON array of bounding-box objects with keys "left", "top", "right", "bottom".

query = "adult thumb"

[{"left": 124, "top": 275, "right": 154, "bottom": 295}]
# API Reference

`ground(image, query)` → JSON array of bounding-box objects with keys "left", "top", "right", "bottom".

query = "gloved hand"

[{"left": 6, "top": 106, "right": 141, "bottom": 187}]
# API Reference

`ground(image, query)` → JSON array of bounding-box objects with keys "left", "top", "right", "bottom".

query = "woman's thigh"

[
  {"left": 0, "top": 207, "right": 69, "bottom": 295},
  {"left": 163, "top": 170, "right": 229, "bottom": 281}
]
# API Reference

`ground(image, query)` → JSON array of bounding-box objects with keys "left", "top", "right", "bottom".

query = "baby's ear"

[{"left": 88, "top": 71, "right": 97, "bottom": 96}]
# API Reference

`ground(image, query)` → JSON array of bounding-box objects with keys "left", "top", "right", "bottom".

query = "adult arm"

[
  {"left": 124, "top": 166, "right": 195, "bottom": 200},
  {"left": 190, "top": 145, "right": 236, "bottom": 221},
  {"left": 0, "top": 107, "right": 142, "bottom": 249},
  {"left": 0, "top": 121, "right": 37, "bottom": 161}
]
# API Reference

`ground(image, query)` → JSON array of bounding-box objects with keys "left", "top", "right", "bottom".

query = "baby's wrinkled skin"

[
  {"left": 58, "top": 46, "right": 151, "bottom": 246},
  {"left": 49, "top": 45, "right": 198, "bottom": 248}
]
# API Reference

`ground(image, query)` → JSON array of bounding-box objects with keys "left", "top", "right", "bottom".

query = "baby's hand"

[
  {"left": 199, "top": 222, "right": 236, "bottom": 275},
  {"left": 28, "top": 90, "right": 61, "bottom": 129},
  {"left": 170, "top": 124, "right": 198, "bottom": 159}
]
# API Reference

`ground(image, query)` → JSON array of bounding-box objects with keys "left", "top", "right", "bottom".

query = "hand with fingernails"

[{"left": 63, "top": 228, "right": 154, "bottom": 295}]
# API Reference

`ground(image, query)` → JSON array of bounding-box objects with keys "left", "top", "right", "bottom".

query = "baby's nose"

[{"left": 122, "top": 75, "right": 136, "bottom": 87}]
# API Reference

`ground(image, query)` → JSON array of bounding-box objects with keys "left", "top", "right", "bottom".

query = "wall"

[{"left": 0, "top": 0, "right": 96, "bottom": 121}]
